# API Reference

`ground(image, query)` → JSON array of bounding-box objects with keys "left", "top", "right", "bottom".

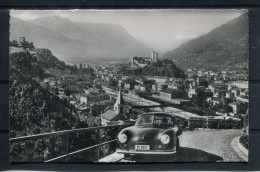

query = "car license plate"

[{"left": 135, "top": 145, "right": 150, "bottom": 150}]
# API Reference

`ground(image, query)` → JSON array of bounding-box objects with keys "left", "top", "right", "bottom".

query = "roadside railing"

[
  {"left": 9, "top": 123, "right": 133, "bottom": 162},
  {"left": 187, "top": 118, "right": 242, "bottom": 130}
]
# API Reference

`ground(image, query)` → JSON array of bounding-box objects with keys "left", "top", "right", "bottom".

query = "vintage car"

[{"left": 116, "top": 112, "right": 182, "bottom": 156}]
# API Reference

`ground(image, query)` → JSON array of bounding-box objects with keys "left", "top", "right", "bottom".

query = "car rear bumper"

[{"left": 116, "top": 149, "right": 177, "bottom": 155}]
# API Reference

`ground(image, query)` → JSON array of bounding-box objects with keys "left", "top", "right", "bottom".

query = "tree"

[
  {"left": 10, "top": 52, "right": 37, "bottom": 79},
  {"left": 194, "top": 88, "right": 212, "bottom": 106},
  {"left": 108, "top": 79, "right": 118, "bottom": 87}
]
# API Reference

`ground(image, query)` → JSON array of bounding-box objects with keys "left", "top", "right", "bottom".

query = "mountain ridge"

[
  {"left": 163, "top": 13, "right": 248, "bottom": 70},
  {"left": 10, "top": 16, "right": 153, "bottom": 63}
]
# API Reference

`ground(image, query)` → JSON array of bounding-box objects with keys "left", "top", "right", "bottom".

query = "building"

[
  {"left": 240, "top": 90, "right": 249, "bottom": 97},
  {"left": 118, "top": 80, "right": 124, "bottom": 89},
  {"left": 226, "top": 81, "right": 248, "bottom": 89},
  {"left": 131, "top": 57, "right": 151, "bottom": 67},
  {"left": 212, "top": 97, "right": 222, "bottom": 106},
  {"left": 152, "top": 84, "right": 158, "bottom": 91},
  {"left": 76, "top": 103, "right": 88, "bottom": 111},
  {"left": 134, "top": 85, "right": 140, "bottom": 90},
  {"left": 18, "top": 37, "right": 25, "bottom": 47},
  {"left": 58, "top": 87, "right": 65, "bottom": 95},
  {"left": 160, "top": 89, "right": 174, "bottom": 100},
  {"left": 131, "top": 51, "right": 159, "bottom": 67},
  {"left": 80, "top": 96, "right": 88, "bottom": 104},
  {"left": 100, "top": 90, "right": 126, "bottom": 126},
  {"left": 151, "top": 51, "right": 159, "bottom": 62},
  {"left": 78, "top": 63, "right": 83, "bottom": 69},
  {"left": 229, "top": 101, "right": 243, "bottom": 114},
  {"left": 237, "top": 95, "right": 249, "bottom": 103},
  {"left": 225, "top": 92, "right": 235, "bottom": 100},
  {"left": 168, "top": 84, "right": 178, "bottom": 90},
  {"left": 140, "top": 85, "right": 149, "bottom": 92},
  {"left": 146, "top": 76, "right": 168, "bottom": 83},
  {"left": 158, "top": 84, "right": 168, "bottom": 91},
  {"left": 124, "top": 81, "right": 134, "bottom": 90},
  {"left": 69, "top": 96, "right": 77, "bottom": 105},
  {"left": 231, "top": 88, "right": 241, "bottom": 97},
  {"left": 171, "top": 99, "right": 191, "bottom": 105},
  {"left": 188, "top": 88, "right": 196, "bottom": 98}
]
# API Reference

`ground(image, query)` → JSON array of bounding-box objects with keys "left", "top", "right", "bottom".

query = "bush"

[
  {"left": 240, "top": 109, "right": 249, "bottom": 150},
  {"left": 239, "top": 133, "right": 249, "bottom": 149}
]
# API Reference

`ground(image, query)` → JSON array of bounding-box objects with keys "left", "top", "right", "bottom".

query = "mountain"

[
  {"left": 163, "top": 13, "right": 249, "bottom": 70},
  {"left": 10, "top": 17, "right": 152, "bottom": 63}
]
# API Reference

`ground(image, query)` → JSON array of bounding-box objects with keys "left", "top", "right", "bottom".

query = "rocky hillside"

[
  {"left": 10, "top": 17, "right": 152, "bottom": 63},
  {"left": 163, "top": 13, "right": 248, "bottom": 70},
  {"left": 9, "top": 51, "right": 77, "bottom": 138}
]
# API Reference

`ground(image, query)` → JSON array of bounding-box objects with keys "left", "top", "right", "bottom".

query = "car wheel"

[
  {"left": 176, "top": 137, "right": 180, "bottom": 151},
  {"left": 169, "top": 138, "right": 180, "bottom": 162}
]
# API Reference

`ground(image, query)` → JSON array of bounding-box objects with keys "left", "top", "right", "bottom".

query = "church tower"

[{"left": 114, "top": 90, "right": 124, "bottom": 114}]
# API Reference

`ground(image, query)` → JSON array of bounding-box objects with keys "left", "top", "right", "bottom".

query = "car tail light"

[
  {"left": 160, "top": 134, "right": 170, "bottom": 144},
  {"left": 118, "top": 133, "right": 127, "bottom": 143}
]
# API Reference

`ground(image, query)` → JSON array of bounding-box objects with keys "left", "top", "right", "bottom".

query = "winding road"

[{"left": 99, "top": 129, "right": 246, "bottom": 162}]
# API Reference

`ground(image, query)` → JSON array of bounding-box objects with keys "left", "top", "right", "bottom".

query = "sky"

[{"left": 10, "top": 9, "right": 247, "bottom": 53}]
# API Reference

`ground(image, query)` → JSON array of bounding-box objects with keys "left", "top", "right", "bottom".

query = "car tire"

[
  {"left": 169, "top": 138, "right": 180, "bottom": 162},
  {"left": 176, "top": 137, "right": 180, "bottom": 151}
]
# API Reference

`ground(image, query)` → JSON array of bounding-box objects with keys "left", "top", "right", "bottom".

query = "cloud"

[
  {"left": 10, "top": 10, "right": 56, "bottom": 20},
  {"left": 12, "top": 11, "right": 39, "bottom": 20},
  {"left": 174, "top": 34, "right": 199, "bottom": 40}
]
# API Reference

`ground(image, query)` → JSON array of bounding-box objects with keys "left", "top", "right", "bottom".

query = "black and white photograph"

[{"left": 9, "top": 9, "right": 249, "bottom": 163}]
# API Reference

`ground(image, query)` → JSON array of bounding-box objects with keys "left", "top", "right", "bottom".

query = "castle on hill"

[{"left": 131, "top": 51, "right": 159, "bottom": 67}]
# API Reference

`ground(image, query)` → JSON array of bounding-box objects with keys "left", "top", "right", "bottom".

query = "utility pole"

[
  {"left": 51, "top": 95, "right": 53, "bottom": 114},
  {"left": 224, "top": 117, "right": 226, "bottom": 130}
]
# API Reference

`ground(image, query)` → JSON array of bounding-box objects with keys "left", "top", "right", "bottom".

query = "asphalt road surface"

[{"left": 112, "top": 129, "right": 245, "bottom": 162}]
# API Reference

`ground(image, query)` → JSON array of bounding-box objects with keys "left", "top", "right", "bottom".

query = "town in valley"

[
  {"left": 10, "top": 37, "right": 248, "bottom": 129},
  {"left": 9, "top": 10, "right": 249, "bottom": 163}
]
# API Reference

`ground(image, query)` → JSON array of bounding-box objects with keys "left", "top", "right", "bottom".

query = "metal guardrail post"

[
  {"left": 97, "top": 128, "right": 100, "bottom": 160},
  {"left": 66, "top": 133, "right": 69, "bottom": 161},
  {"left": 61, "top": 133, "right": 70, "bottom": 162}
]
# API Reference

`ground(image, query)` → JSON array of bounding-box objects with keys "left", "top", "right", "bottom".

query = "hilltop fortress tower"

[
  {"left": 151, "top": 51, "right": 159, "bottom": 62},
  {"left": 131, "top": 51, "right": 159, "bottom": 67},
  {"left": 18, "top": 37, "right": 25, "bottom": 47}
]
